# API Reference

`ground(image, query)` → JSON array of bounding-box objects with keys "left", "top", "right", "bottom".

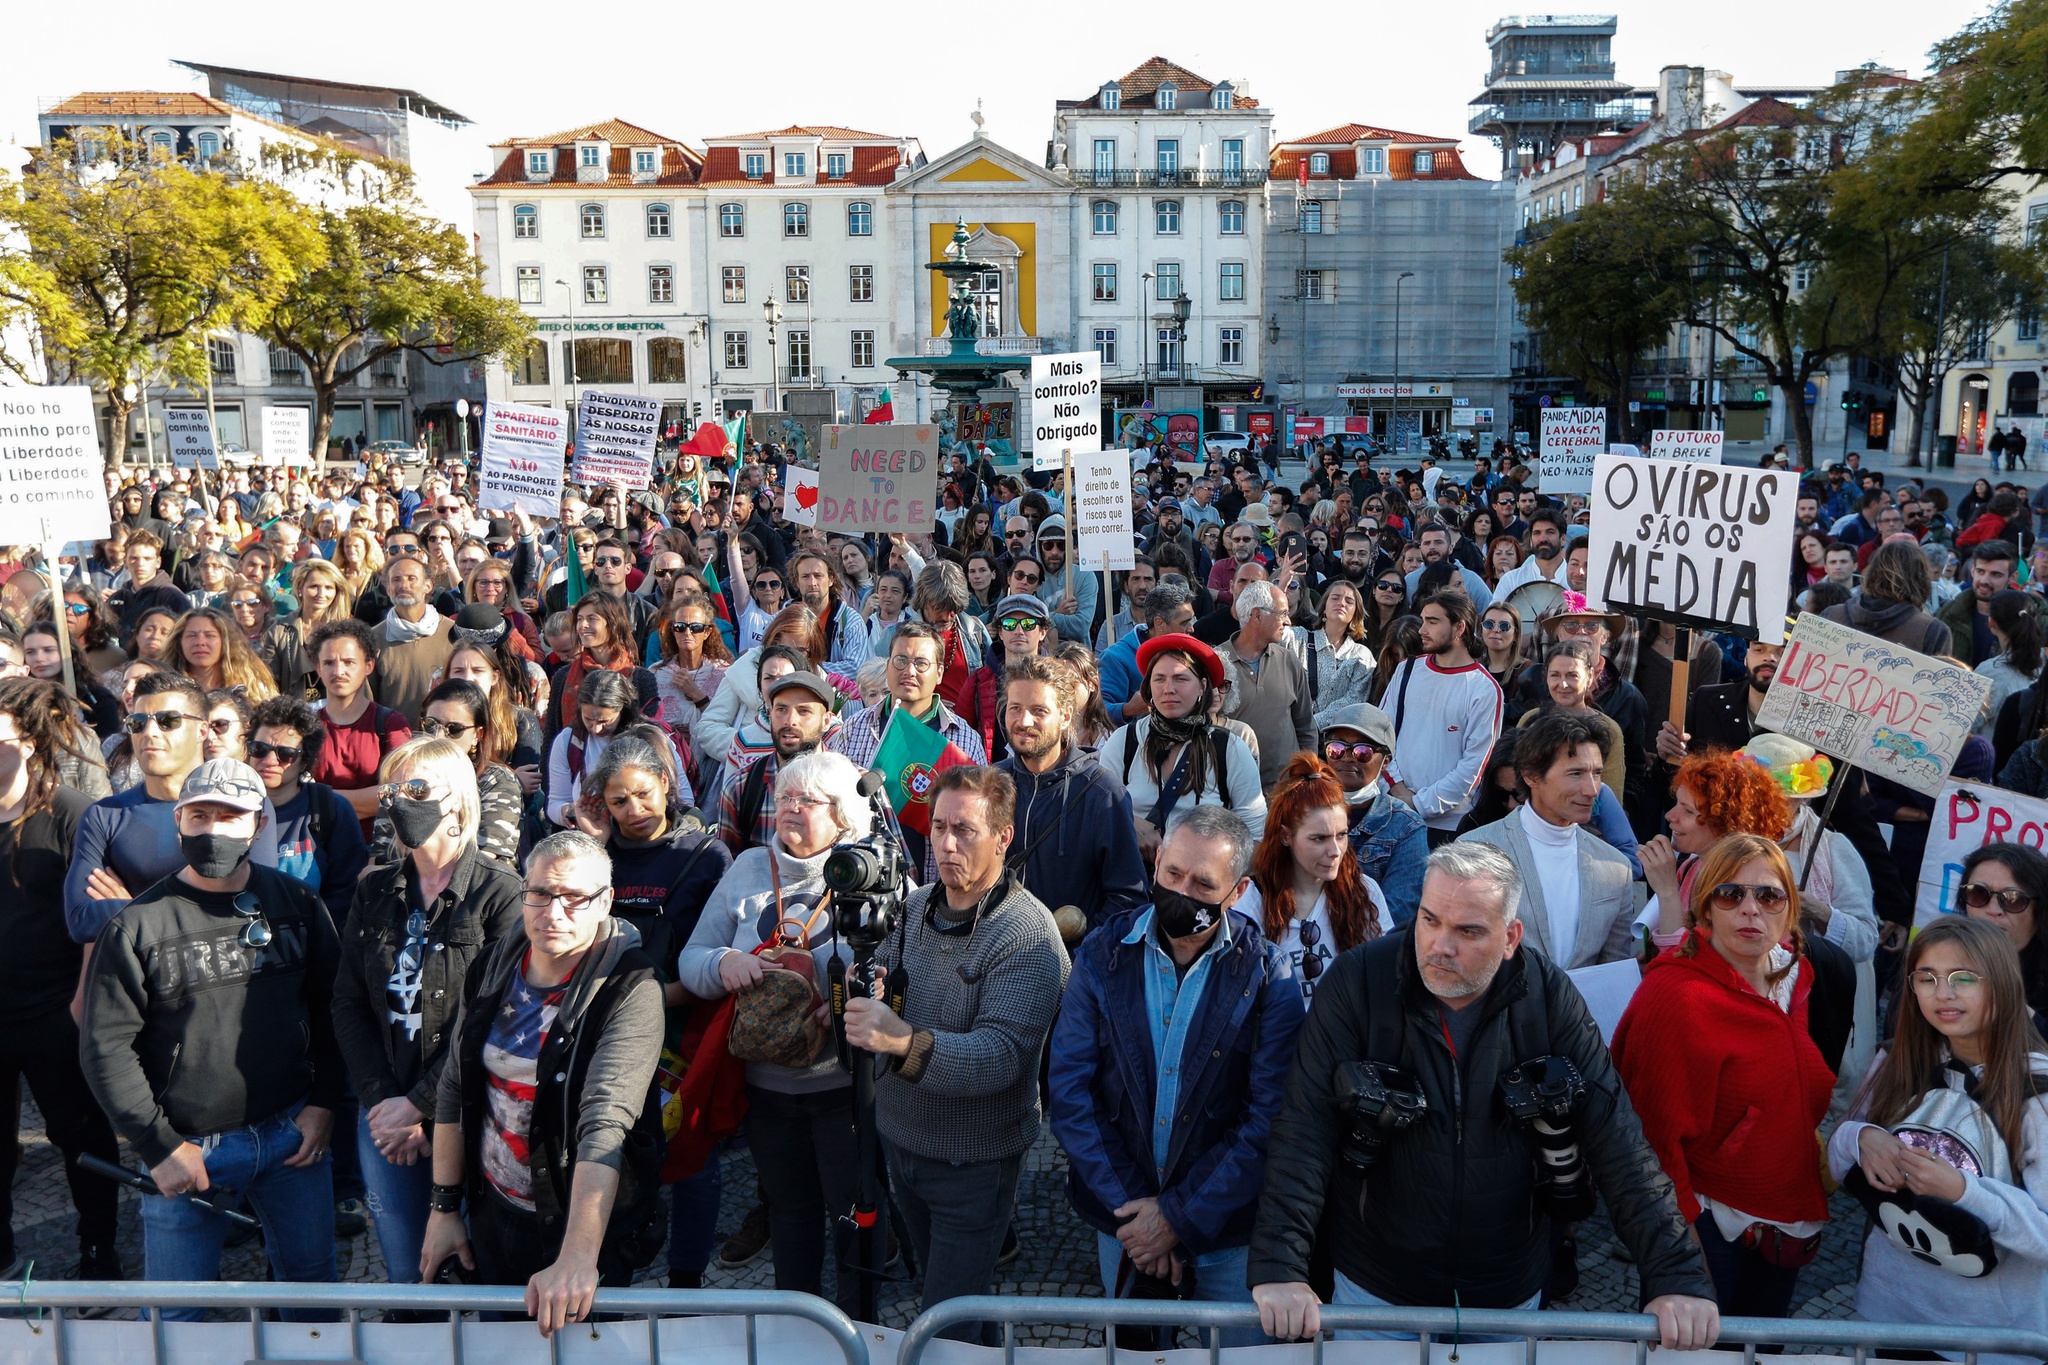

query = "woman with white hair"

[{"left": 676, "top": 748, "right": 871, "bottom": 1316}]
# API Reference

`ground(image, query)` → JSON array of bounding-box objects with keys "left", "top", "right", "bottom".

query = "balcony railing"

[
  {"left": 1469, "top": 100, "right": 1649, "bottom": 133},
  {"left": 1069, "top": 169, "right": 1268, "bottom": 190},
  {"left": 919, "top": 336, "right": 1059, "bottom": 356}
]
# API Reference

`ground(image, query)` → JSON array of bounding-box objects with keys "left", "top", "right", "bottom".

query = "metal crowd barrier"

[
  {"left": 897, "top": 1297, "right": 2048, "bottom": 1365},
  {"left": 0, "top": 1281, "right": 868, "bottom": 1365}
]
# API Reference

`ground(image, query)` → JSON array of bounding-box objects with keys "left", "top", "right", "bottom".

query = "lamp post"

[
  {"left": 1393, "top": 271, "right": 1415, "bottom": 455},
  {"left": 1170, "top": 291, "right": 1192, "bottom": 383},
  {"left": 764, "top": 294, "right": 783, "bottom": 410},
  {"left": 1139, "top": 271, "right": 1154, "bottom": 412}
]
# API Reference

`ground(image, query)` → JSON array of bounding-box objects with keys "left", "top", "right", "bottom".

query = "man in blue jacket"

[{"left": 1048, "top": 805, "right": 1304, "bottom": 1349}]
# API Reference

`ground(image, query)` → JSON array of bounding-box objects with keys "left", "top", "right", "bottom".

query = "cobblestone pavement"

[{"left": 7, "top": 1093, "right": 1872, "bottom": 1349}]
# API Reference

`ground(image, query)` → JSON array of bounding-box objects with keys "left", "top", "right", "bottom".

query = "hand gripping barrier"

[
  {"left": 896, "top": 1296, "right": 2048, "bottom": 1365},
  {"left": 0, "top": 1281, "right": 868, "bottom": 1365}
]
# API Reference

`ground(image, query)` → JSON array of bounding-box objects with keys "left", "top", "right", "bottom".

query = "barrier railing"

[
  {"left": 0, "top": 1281, "right": 868, "bottom": 1365},
  {"left": 897, "top": 1296, "right": 2048, "bottom": 1365}
]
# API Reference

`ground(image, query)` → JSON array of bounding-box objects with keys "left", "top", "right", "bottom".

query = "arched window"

[
  {"left": 783, "top": 202, "right": 809, "bottom": 238},
  {"left": 719, "top": 203, "right": 744, "bottom": 237},
  {"left": 1219, "top": 200, "right": 1244, "bottom": 235},
  {"left": 1309, "top": 153, "right": 1329, "bottom": 175},
  {"left": 1093, "top": 200, "right": 1118, "bottom": 235},
  {"left": 645, "top": 203, "right": 671, "bottom": 238},
  {"left": 847, "top": 201, "right": 872, "bottom": 236},
  {"left": 151, "top": 131, "right": 176, "bottom": 160},
  {"left": 195, "top": 132, "right": 220, "bottom": 163},
  {"left": 1299, "top": 200, "right": 1323, "bottom": 234},
  {"left": 580, "top": 203, "right": 605, "bottom": 238},
  {"left": 513, "top": 204, "right": 538, "bottom": 239},
  {"left": 1155, "top": 200, "right": 1182, "bottom": 235}
]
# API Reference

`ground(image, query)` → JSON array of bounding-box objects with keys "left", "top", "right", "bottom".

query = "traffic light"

[
  {"left": 1841, "top": 393, "right": 1863, "bottom": 413},
  {"left": 690, "top": 400, "right": 702, "bottom": 424}
]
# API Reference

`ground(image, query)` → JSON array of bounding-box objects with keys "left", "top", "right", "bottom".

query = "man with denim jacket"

[{"left": 1319, "top": 704, "right": 1428, "bottom": 925}]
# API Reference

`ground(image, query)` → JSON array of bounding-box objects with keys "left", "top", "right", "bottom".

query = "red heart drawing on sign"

[{"left": 795, "top": 483, "right": 819, "bottom": 510}]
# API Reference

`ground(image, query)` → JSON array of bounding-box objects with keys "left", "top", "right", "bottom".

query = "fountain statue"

[{"left": 884, "top": 218, "right": 1029, "bottom": 461}]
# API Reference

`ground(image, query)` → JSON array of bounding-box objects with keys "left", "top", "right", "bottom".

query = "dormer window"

[
  {"left": 784, "top": 152, "right": 807, "bottom": 178},
  {"left": 1156, "top": 84, "right": 1176, "bottom": 111},
  {"left": 1309, "top": 153, "right": 1330, "bottom": 175},
  {"left": 744, "top": 153, "right": 766, "bottom": 179},
  {"left": 1415, "top": 151, "right": 1435, "bottom": 175},
  {"left": 1212, "top": 82, "right": 1232, "bottom": 110},
  {"left": 579, "top": 145, "right": 601, "bottom": 168},
  {"left": 633, "top": 149, "right": 657, "bottom": 176},
  {"left": 1361, "top": 147, "right": 1386, "bottom": 175},
  {"left": 526, "top": 149, "right": 551, "bottom": 178},
  {"left": 826, "top": 153, "right": 847, "bottom": 179},
  {"left": 1101, "top": 82, "right": 1121, "bottom": 110}
]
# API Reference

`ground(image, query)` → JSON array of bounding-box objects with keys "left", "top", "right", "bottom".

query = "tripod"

[{"left": 828, "top": 946, "right": 911, "bottom": 1322}]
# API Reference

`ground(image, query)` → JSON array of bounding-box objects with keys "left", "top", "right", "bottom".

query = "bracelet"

[{"left": 428, "top": 1183, "right": 464, "bottom": 1214}]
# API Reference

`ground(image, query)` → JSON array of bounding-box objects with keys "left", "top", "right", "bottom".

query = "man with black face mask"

[{"left": 80, "top": 759, "right": 346, "bottom": 1311}]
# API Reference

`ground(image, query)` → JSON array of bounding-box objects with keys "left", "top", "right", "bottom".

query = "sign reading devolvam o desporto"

[
  {"left": 1029, "top": 351, "right": 1102, "bottom": 472},
  {"left": 0, "top": 386, "right": 112, "bottom": 546}
]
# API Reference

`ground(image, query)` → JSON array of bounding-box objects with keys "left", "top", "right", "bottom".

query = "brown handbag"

[{"left": 727, "top": 860, "right": 833, "bottom": 1069}]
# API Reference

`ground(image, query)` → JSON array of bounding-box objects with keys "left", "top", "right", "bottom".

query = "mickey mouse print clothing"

[{"left": 481, "top": 967, "right": 566, "bottom": 1210}]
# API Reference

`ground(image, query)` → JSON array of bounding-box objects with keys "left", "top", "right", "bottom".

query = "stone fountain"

[{"left": 885, "top": 219, "right": 1029, "bottom": 461}]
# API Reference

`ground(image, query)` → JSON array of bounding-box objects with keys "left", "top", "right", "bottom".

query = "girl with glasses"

[
  {"left": 462, "top": 559, "right": 544, "bottom": 658},
  {"left": 446, "top": 641, "right": 544, "bottom": 792},
  {"left": 201, "top": 688, "right": 253, "bottom": 764},
  {"left": 1361, "top": 575, "right": 1410, "bottom": 656},
  {"left": 1240, "top": 754, "right": 1385, "bottom": 1004},
  {"left": 1956, "top": 843, "right": 2048, "bottom": 1033},
  {"left": 1478, "top": 605, "right": 1523, "bottom": 701},
  {"left": 186, "top": 551, "right": 237, "bottom": 610},
  {"left": 416, "top": 679, "right": 523, "bottom": 866}
]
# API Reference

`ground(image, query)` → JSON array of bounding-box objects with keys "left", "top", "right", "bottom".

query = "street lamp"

[
  {"left": 763, "top": 294, "right": 783, "bottom": 410},
  {"left": 1139, "top": 271, "right": 1155, "bottom": 411},
  {"left": 1170, "top": 291, "right": 1192, "bottom": 381},
  {"left": 553, "top": 278, "right": 579, "bottom": 415},
  {"left": 1393, "top": 271, "right": 1415, "bottom": 454}
]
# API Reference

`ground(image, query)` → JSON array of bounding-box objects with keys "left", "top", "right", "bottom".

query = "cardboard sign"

[
  {"left": 816, "top": 424, "right": 939, "bottom": 536},
  {"left": 783, "top": 467, "right": 819, "bottom": 527},
  {"left": 164, "top": 409, "right": 218, "bottom": 470},
  {"left": 1028, "top": 351, "right": 1102, "bottom": 469},
  {"left": 1584, "top": 451, "right": 1799, "bottom": 643},
  {"left": 0, "top": 385, "right": 111, "bottom": 546},
  {"left": 477, "top": 401, "right": 568, "bottom": 520},
  {"left": 571, "top": 390, "right": 660, "bottom": 490},
  {"left": 261, "top": 406, "right": 310, "bottom": 464},
  {"left": 1649, "top": 429, "right": 1725, "bottom": 463},
  {"left": 1073, "top": 450, "right": 1136, "bottom": 572},
  {"left": 1539, "top": 407, "right": 1606, "bottom": 493},
  {"left": 1754, "top": 612, "right": 1992, "bottom": 797},
  {"left": 1915, "top": 780, "right": 2048, "bottom": 927}
]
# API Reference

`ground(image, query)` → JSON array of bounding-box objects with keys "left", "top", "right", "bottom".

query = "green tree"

[
  {"left": 1506, "top": 202, "right": 1687, "bottom": 444},
  {"left": 1909, "top": 0, "right": 2048, "bottom": 188},
  {"left": 259, "top": 197, "right": 532, "bottom": 462}
]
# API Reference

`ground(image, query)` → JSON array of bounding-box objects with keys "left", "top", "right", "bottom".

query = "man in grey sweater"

[
  {"left": 1223, "top": 579, "right": 1316, "bottom": 789},
  {"left": 845, "top": 765, "right": 1068, "bottom": 1343}
]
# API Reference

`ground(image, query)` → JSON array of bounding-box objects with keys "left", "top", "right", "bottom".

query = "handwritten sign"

[
  {"left": 783, "top": 467, "right": 819, "bottom": 527},
  {"left": 262, "top": 406, "right": 309, "bottom": 465},
  {"left": 0, "top": 386, "right": 111, "bottom": 546},
  {"left": 164, "top": 409, "right": 218, "bottom": 470},
  {"left": 1755, "top": 612, "right": 1992, "bottom": 797},
  {"left": 817, "top": 424, "right": 939, "bottom": 536},
  {"left": 1028, "top": 350, "right": 1102, "bottom": 470},
  {"left": 571, "top": 390, "right": 659, "bottom": 490},
  {"left": 1539, "top": 407, "right": 1606, "bottom": 493},
  {"left": 1915, "top": 781, "right": 2048, "bottom": 927},
  {"left": 1073, "top": 451, "right": 1135, "bottom": 572},
  {"left": 1584, "top": 451, "right": 1799, "bottom": 643},
  {"left": 1649, "top": 429, "right": 1725, "bottom": 463},
  {"left": 477, "top": 401, "right": 567, "bottom": 520}
]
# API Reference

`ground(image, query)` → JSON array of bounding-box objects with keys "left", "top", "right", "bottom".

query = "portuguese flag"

[
  {"left": 564, "top": 529, "right": 588, "bottom": 604},
  {"left": 873, "top": 702, "right": 970, "bottom": 835},
  {"left": 864, "top": 388, "right": 894, "bottom": 424}
]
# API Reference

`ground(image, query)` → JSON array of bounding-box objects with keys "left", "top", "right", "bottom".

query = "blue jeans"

[
  {"left": 356, "top": 1119, "right": 434, "bottom": 1284},
  {"left": 668, "top": 1150, "right": 721, "bottom": 1281},
  {"left": 1694, "top": 1212, "right": 1802, "bottom": 1319},
  {"left": 140, "top": 1106, "right": 337, "bottom": 1320},
  {"left": 1094, "top": 1232, "right": 1265, "bottom": 1348},
  {"left": 1332, "top": 1271, "right": 1539, "bottom": 1342}
]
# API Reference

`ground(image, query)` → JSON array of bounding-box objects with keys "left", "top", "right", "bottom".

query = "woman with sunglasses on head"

[
  {"left": 59, "top": 584, "right": 125, "bottom": 683},
  {"left": 1237, "top": 753, "right": 1384, "bottom": 1004},
  {"left": 1828, "top": 917, "right": 2048, "bottom": 1359},
  {"left": 1954, "top": 843, "right": 2048, "bottom": 1033},
  {"left": 167, "top": 606, "right": 278, "bottom": 703},
  {"left": 332, "top": 735, "right": 523, "bottom": 1286},
  {"left": 1613, "top": 833, "right": 1841, "bottom": 1322},
  {"left": 264, "top": 560, "right": 353, "bottom": 704}
]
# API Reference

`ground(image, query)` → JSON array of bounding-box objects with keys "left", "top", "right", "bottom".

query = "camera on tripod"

[
  {"left": 824, "top": 830, "right": 910, "bottom": 951},
  {"left": 1335, "top": 1060, "right": 1428, "bottom": 1172},
  {"left": 1499, "top": 1055, "right": 1594, "bottom": 1220}
]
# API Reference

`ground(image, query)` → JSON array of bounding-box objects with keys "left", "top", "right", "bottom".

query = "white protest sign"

[
  {"left": 1029, "top": 351, "right": 1102, "bottom": 471},
  {"left": 1073, "top": 450, "right": 1136, "bottom": 572},
  {"left": 1567, "top": 959, "right": 1642, "bottom": 1046},
  {"left": 164, "top": 409, "right": 218, "bottom": 470},
  {"left": 261, "top": 407, "right": 310, "bottom": 464},
  {"left": 571, "top": 390, "right": 660, "bottom": 490},
  {"left": 1649, "top": 429, "right": 1724, "bottom": 463},
  {"left": 1915, "top": 780, "right": 2048, "bottom": 928},
  {"left": 817, "top": 424, "right": 940, "bottom": 536},
  {"left": 1584, "top": 451, "right": 1799, "bottom": 644},
  {"left": 477, "top": 402, "right": 568, "bottom": 520},
  {"left": 1754, "top": 612, "right": 1991, "bottom": 798},
  {"left": 1607, "top": 443, "right": 1641, "bottom": 458},
  {"left": 1538, "top": 407, "right": 1606, "bottom": 493},
  {"left": 0, "top": 386, "right": 111, "bottom": 546},
  {"left": 783, "top": 467, "right": 819, "bottom": 527}
]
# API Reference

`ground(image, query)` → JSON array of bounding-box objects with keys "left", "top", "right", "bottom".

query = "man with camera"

[
  {"left": 842, "top": 767, "right": 1067, "bottom": 1343},
  {"left": 1247, "top": 842, "right": 1719, "bottom": 1349}
]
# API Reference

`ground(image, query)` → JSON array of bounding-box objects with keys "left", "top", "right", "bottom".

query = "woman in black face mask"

[{"left": 330, "top": 736, "right": 524, "bottom": 1287}]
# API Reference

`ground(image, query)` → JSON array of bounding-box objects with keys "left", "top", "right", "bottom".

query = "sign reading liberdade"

[{"left": 0, "top": 386, "right": 110, "bottom": 545}]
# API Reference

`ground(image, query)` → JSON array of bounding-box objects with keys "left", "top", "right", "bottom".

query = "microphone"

[{"left": 856, "top": 770, "right": 887, "bottom": 800}]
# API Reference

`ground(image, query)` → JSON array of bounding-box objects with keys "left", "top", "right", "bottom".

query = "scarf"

[
  {"left": 556, "top": 644, "right": 634, "bottom": 730},
  {"left": 385, "top": 603, "right": 442, "bottom": 644},
  {"left": 1782, "top": 806, "right": 1836, "bottom": 915}
]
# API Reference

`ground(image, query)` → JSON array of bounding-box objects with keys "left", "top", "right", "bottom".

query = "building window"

[
  {"left": 516, "top": 266, "right": 542, "bottom": 303},
  {"left": 196, "top": 131, "right": 220, "bottom": 162},
  {"left": 1297, "top": 269, "right": 1325, "bottom": 300},
  {"left": 849, "top": 265, "right": 873, "bottom": 302},
  {"left": 783, "top": 152, "right": 806, "bottom": 178},
  {"left": 571, "top": 338, "right": 632, "bottom": 385},
  {"left": 744, "top": 153, "right": 766, "bottom": 179},
  {"left": 1219, "top": 200, "right": 1244, "bottom": 234},
  {"left": 719, "top": 202, "right": 744, "bottom": 237},
  {"left": 2028, "top": 203, "right": 2048, "bottom": 246},
  {"left": 1309, "top": 152, "right": 1330, "bottom": 175},
  {"left": 1093, "top": 263, "right": 1118, "bottom": 302},
  {"left": 208, "top": 338, "right": 236, "bottom": 381},
  {"left": 1093, "top": 200, "right": 1118, "bottom": 235},
  {"left": 580, "top": 203, "right": 604, "bottom": 238},
  {"left": 579, "top": 145, "right": 601, "bottom": 168},
  {"left": 648, "top": 265, "right": 674, "bottom": 303},
  {"left": 2021, "top": 313, "right": 2042, "bottom": 342},
  {"left": 1155, "top": 327, "right": 1181, "bottom": 371},
  {"left": 827, "top": 153, "right": 848, "bottom": 179},
  {"left": 1219, "top": 261, "right": 1244, "bottom": 300},
  {"left": 724, "top": 332, "right": 750, "bottom": 369},
  {"left": 1157, "top": 85, "right": 1176, "bottom": 111},
  {"left": 969, "top": 270, "right": 1003, "bottom": 336},
  {"left": 649, "top": 337, "right": 688, "bottom": 384},
  {"left": 1546, "top": 194, "right": 1557, "bottom": 218},
  {"left": 526, "top": 150, "right": 550, "bottom": 176},
  {"left": 270, "top": 347, "right": 305, "bottom": 383},
  {"left": 1094, "top": 139, "right": 1115, "bottom": 175},
  {"left": 722, "top": 267, "right": 746, "bottom": 303},
  {"left": 1101, "top": 85, "right": 1120, "bottom": 111},
  {"left": 582, "top": 265, "right": 608, "bottom": 304},
  {"left": 513, "top": 204, "right": 538, "bottom": 239},
  {"left": 1362, "top": 147, "right": 1386, "bottom": 174},
  {"left": 645, "top": 203, "right": 671, "bottom": 238},
  {"left": 786, "top": 329, "right": 811, "bottom": 380},
  {"left": 851, "top": 330, "right": 875, "bottom": 367},
  {"left": 785, "top": 264, "right": 810, "bottom": 303},
  {"left": 1415, "top": 150, "right": 1435, "bottom": 175},
  {"left": 513, "top": 340, "right": 548, "bottom": 386},
  {"left": 1792, "top": 263, "right": 1814, "bottom": 292},
  {"left": 1299, "top": 200, "right": 1323, "bottom": 234},
  {"left": 1155, "top": 262, "right": 1181, "bottom": 300},
  {"left": 1573, "top": 183, "right": 1583, "bottom": 210},
  {"left": 1155, "top": 200, "right": 1182, "bottom": 235},
  {"left": 1219, "top": 326, "right": 1244, "bottom": 365},
  {"left": 148, "top": 131, "right": 175, "bottom": 159},
  {"left": 634, "top": 149, "right": 657, "bottom": 175},
  {"left": 1222, "top": 139, "right": 1244, "bottom": 174},
  {"left": 847, "top": 200, "right": 872, "bottom": 236},
  {"left": 1213, "top": 86, "right": 1231, "bottom": 110},
  {"left": 1093, "top": 328, "right": 1118, "bottom": 366},
  {"left": 783, "top": 202, "right": 808, "bottom": 237},
  {"left": 1156, "top": 140, "right": 1180, "bottom": 176}
]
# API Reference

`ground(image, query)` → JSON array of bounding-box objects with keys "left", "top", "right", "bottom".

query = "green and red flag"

[
  {"left": 564, "top": 529, "right": 588, "bottom": 604},
  {"left": 864, "top": 388, "right": 894, "bottom": 424},
  {"left": 873, "top": 704, "right": 970, "bottom": 835}
]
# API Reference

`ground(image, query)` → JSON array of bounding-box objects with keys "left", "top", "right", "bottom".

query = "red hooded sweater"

[{"left": 1610, "top": 929, "right": 1835, "bottom": 1225}]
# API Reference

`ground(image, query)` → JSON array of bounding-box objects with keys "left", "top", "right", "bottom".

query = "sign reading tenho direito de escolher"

[
  {"left": 0, "top": 386, "right": 111, "bottom": 546},
  {"left": 817, "top": 424, "right": 939, "bottom": 536},
  {"left": 1029, "top": 351, "right": 1102, "bottom": 471}
]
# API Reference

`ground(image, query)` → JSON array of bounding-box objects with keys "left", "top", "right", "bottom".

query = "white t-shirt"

[{"left": 1236, "top": 882, "right": 1389, "bottom": 1004}]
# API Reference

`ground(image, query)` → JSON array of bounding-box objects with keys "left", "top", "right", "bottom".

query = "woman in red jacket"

[{"left": 1612, "top": 832, "right": 1836, "bottom": 1320}]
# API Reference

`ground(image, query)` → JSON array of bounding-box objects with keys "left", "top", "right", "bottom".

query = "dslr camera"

[
  {"left": 1334, "top": 1061, "right": 1428, "bottom": 1173},
  {"left": 823, "top": 831, "right": 910, "bottom": 951},
  {"left": 1499, "top": 1055, "right": 1594, "bottom": 1220}
]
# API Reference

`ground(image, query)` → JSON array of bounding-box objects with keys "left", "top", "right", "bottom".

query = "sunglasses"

[
  {"left": 1708, "top": 882, "right": 1790, "bottom": 912},
  {"left": 1297, "top": 918, "right": 1325, "bottom": 980},
  {"left": 229, "top": 598, "right": 263, "bottom": 611},
  {"left": 232, "top": 891, "right": 273, "bottom": 950},
  {"left": 122, "top": 709, "right": 199, "bottom": 735},
  {"left": 1481, "top": 619, "right": 1516, "bottom": 633},
  {"left": 673, "top": 620, "right": 714, "bottom": 636},
  {"left": 381, "top": 778, "right": 439, "bottom": 804},
  {"left": 592, "top": 556, "right": 628, "bottom": 568},
  {"left": 998, "top": 615, "right": 1047, "bottom": 632},
  {"left": 753, "top": 578, "right": 783, "bottom": 592},
  {"left": 1959, "top": 883, "right": 2036, "bottom": 914},
  {"left": 1013, "top": 574, "right": 1041, "bottom": 588},
  {"left": 63, "top": 602, "right": 90, "bottom": 616},
  {"left": 1374, "top": 581, "right": 1404, "bottom": 593},
  {"left": 246, "top": 739, "right": 303, "bottom": 765},
  {"left": 420, "top": 717, "right": 478, "bottom": 741},
  {"left": 1323, "top": 740, "right": 1388, "bottom": 763}
]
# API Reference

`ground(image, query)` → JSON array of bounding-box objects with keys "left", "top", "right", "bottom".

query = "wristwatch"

[{"left": 428, "top": 1183, "right": 464, "bottom": 1214}]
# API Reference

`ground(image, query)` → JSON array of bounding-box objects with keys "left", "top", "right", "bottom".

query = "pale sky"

[{"left": 1, "top": 0, "right": 1996, "bottom": 179}]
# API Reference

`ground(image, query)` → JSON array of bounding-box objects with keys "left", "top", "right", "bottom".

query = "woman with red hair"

[
  {"left": 1639, "top": 748, "right": 1792, "bottom": 955},
  {"left": 1237, "top": 753, "right": 1385, "bottom": 1002}
]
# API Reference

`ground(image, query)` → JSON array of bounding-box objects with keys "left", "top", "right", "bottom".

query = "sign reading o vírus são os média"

[
  {"left": 1029, "top": 351, "right": 1102, "bottom": 472},
  {"left": 1584, "top": 450, "right": 1799, "bottom": 645},
  {"left": 0, "top": 386, "right": 111, "bottom": 546},
  {"left": 1538, "top": 406, "right": 1606, "bottom": 493}
]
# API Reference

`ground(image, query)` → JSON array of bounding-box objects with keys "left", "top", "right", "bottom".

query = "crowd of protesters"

[{"left": 0, "top": 432, "right": 2039, "bottom": 1354}]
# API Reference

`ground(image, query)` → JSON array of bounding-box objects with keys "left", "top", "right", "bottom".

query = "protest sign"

[
  {"left": 1584, "top": 451, "right": 1799, "bottom": 644},
  {"left": 164, "top": 409, "right": 218, "bottom": 470},
  {"left": 1073, "top": 451, "right": 1136, "bottom": 572},
  {"left": 261, "top": 407, "right": 309, "bottom": 465},
  {"left": 1914, "top": 780, "right": 2048, "bottom": 927},
  {"left": 1028, "top": 351, "right": 1102, "bottom": 470},
  {"left": 1649, "top": 429, "right": 1725, "bottom": 463},
  {"left": 783, "top": 467, "right": 819, "bottom": 527},
  {"left": 1538, "top": 407, "right": 1606, "bottom": 493},
  {"left": 1607, "top": 443, "right": 1641, "bottom": 458},
  {"left": 571, "top": 390, "right": 660, "bottom": 489},
  {"left": 0, "top": 386, "right": 110, "bottom": 546},
  {"left": 1754, "top": 611, "right": 1991, "bottom": 797},
  {"left": 816, "top": 424, "right": 939, "bottom": 536},
  {"left": 477, "top": 402, "right": 567, "bottom": 520}
]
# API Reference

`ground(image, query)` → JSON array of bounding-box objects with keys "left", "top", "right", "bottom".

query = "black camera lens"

[{"left": 824, "top": 844, "right": 886, "bottom": 895}]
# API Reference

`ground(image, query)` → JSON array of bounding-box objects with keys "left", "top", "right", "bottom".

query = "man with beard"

[
  {"left": 370, "top": 553, "right": 456, "bottom": 726},
  {"left": 1337, "top": 528, "right": 1390, "bottom": 587},
  {"left": 1140, "top": 499, "right": 1194, "bottom": 567},
  {"left": 1402, "top": 524, "right": 1493, "bottom": 608},
  {"left": 1491, "top": 509, "right": 1570, "bottom": 598},
  {"left": 1206, "top": 519, "right": 1267, "bottom": 603},
  {"left": 996, "top": 656, "right": 1146, "bottom": 932},
  {"left": 717, "top": 671, "right": 838, "bottom": 855},
  {"left": 1032, "top": 518, "right": 1099, "bottom": 645},
  {"left": 1383, "top": 592, "right": 1502, "bottom": 847},
  {"left": 788, "top": 549, "right": 871, "bottom": 673}
]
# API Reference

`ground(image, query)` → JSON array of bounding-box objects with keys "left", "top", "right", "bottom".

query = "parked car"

[{"left": 365, "top": 439, "right": 424, "bottom": 465}]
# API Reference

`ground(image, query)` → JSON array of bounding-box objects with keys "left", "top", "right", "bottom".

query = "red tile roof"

[
  {"left": 704, "top": 124, "right": 892, "bottom": 141},
  {"left": 696, "top": 143, "right": 905, "bottom": 186},
  {"left": 43, "top": 91, "right": 235, "bottom": 118},
  {"left": 476, "top": 127, "right": 702, "bottom": 189},
  {"left": 1710, "top": 96, "right": 1820, "bottom": 131},
  {"left": 1059, "top": 57, "right": 1261, "bottom": 109},
  {"left": 1284, "top": 122, "right": 1459, "bottom": 147},
  {"left": 504, "top": 118, "right": 685, "bottom": 149},
  {"left": 1271, "top": 141, "right": 1480, "bottom": 182}
]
